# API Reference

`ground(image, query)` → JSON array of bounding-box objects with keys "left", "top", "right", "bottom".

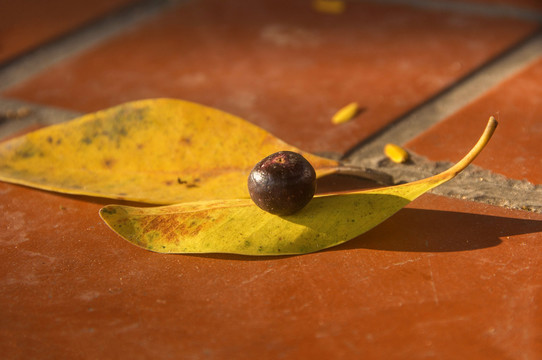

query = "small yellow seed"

[
  {"left": 332, "top": 102, "right": 359, "bottom": 124},
  {"left": 384, "top": 143, "right": 409, "bottom": 163},
  {"left": 312, "top": 0, "right": 346, "bottom": 15}
]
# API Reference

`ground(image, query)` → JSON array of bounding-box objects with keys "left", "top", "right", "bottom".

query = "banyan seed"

[{"left": 248, "top": 151, "right": 316, "bottom": 215}]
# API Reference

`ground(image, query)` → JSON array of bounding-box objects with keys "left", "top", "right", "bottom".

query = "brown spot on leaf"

[
  {"left": 177, "top": 177, "right": 199, "bottom": 188},
  {"left": 103, "top": 158, "right": 116, "bottom": 168},
  {"left": 175, "top": 219, "right": 204, "bottom": 238},
  {"left": 81, "top": 137, "right": 92, "bottom": 145},
  {"left": 140, "top": 216, "right": 180, "bottom": 243},
  {"left": 47, "top": 137, "right": 62, "bottom": 145},
  {"left": 15, "top": 143, "right": 43, "bottom": 158},
  {"left": 179, "top": 137, "right": 192, "bottom": 145},
  {"left": 138, "top": 209, "right": 228, "bottom": 245}
]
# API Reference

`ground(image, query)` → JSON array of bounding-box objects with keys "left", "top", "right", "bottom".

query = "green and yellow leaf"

[
  {"left": 0, "top": 98, "right": 338, "bottom": 204},
  {"left": 100, "top": 117, "right": 498, "bottom": 256}
]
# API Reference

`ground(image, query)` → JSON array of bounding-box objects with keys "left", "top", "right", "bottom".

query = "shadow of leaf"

[
  {"left": 316, "top": 173, "right": 381, "bottom": 194},
  {"left": 335, "top": 208, "right": 542, "bottom": 253}
]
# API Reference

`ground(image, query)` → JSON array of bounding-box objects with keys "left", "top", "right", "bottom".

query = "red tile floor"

[
  {"left": 1, "top": 0, "right": 541, "bottom": 359},
  {"left": 0, "top": 0, "right": 143, "bottom": 64}
]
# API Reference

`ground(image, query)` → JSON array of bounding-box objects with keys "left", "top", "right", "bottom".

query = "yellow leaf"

[
  {"left": 0, "top": 98, "right": 338, "bottom": 204},
  {"left": 100, "top": 117, "right": 498, "bottom": 256},
  {"left": 384, "top": 143, "right": 409, "bottom": 163}
]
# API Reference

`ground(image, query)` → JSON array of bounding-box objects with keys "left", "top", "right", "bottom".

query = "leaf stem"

[
  {"left": 316, "top": 117, "right": 497, "bottom": 197},
  {"left": 408, "top": 116, "right": 498, "bottom": 186}
]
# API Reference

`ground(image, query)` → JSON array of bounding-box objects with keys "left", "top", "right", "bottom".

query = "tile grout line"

[
  {"left": 0, "top": 0, "right": 189, "bottom": 137},
  {"left": 0, "top": 0, "right": 186, "bottom": 93},
  {"left": 344, "top": 30, "right": 542, "bottom": 160},
  {"left": 367, "top": 154, "right": 542, "bottom": 213},
  {"left": 0, "top": 98, "right": 81, "bottom": 139},
  {"left": 343, "top": 31, "right": 542, "bottom": 213},
  {"left": 355, "top": 0, "right": 542, "bottom": 22}
]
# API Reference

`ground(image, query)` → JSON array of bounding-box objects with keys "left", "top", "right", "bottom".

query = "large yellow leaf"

[
  {"left": 0, "top": 99, "right": 337, "bottom": 204},
  {"left": 100, "top": 117, "right": 497, "bottom": 256}
]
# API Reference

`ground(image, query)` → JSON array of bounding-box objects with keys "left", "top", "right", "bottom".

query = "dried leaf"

[
  {"left": 100, "top": 117, "right": 497, "bottom": 256},
  {"left": 0, "top": 99, "right": 338, "bottom": 204}
]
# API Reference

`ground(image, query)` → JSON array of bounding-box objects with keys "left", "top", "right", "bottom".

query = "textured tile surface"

[
  {"left": 2, "top": 0, "right": 539, "bottom": 154},
  {"left": 407, "top": 57, "right": 542, "bottom": 184},
  {"left": 2, "top": 1, "right": 542, "bottom": 358},
  {"left": 0, "top": 0, "right": 141, "bottom": 64},
  {"left": 1, "top": 181, "right": 541, "bottom": 359}
]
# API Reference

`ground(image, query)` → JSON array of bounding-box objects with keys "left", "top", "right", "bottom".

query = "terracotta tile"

[
  {"left": 2, "top": 0, "right": 539, "bottom": 155},
  {"left": 0, "top": 0, "right": 141, "bottom": 64},
  {"left": 1, "top": 180, "right": 542, "bottom": 359},
  {"left": 407, "top": 57, "right": 542, "bottom": 184}
]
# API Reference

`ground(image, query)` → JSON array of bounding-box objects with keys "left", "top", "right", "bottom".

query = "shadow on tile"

[
  {"left": 335, "top": 208, "right": 542, "bottom": 253},
  {"left": 316, "top": 173, "right": 381, "bottom": 194}
]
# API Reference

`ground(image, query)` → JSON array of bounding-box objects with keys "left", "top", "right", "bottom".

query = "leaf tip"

[
  {"left": 488, "top": 115, "right": 498, "bottom": 129},
  {"left": 99, "top": 206, "right": 117, "bottom": 220}
]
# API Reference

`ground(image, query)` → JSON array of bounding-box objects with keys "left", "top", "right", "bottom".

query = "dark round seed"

[{"left": 248, "top": 151, "right": 316, "bottom": 215}]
